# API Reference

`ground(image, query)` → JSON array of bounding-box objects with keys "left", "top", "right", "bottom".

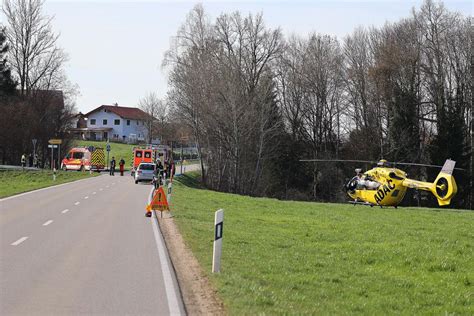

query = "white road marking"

[
  {"left": 74, "top": 202, "right": 80, "bottom": 205},
  {"left": 99, "top": 188, "right": 103, "bottom": 191},
  {"left": 92, "top": 192, "right": 97, "bottom": 195},
  {"left": 106, "top": 185, "right": 109, "bottom": 188},
  {"left": 61, "top": 209, "right": 70, "bottom": 214},
  {"left": 43, "top": 220, "right": 53, "bottom": 226},
  {"left": 11, "top": 237, "right": 28, "bottom": 246},
  {"left": 149, "top": 188, "right": 183, "bottom": 315},
  {"left": 84, "top": 196, "right": 89, "bottom": 199}
]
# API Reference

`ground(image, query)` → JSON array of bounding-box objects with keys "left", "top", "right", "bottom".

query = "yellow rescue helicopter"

[{"left": 301, "top": 159, "right": 459, "bottom": 207}]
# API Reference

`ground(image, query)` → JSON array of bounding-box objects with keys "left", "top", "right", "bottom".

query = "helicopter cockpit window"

[{"left": 356, "top": 177, "right": 380, "bottom": 190}]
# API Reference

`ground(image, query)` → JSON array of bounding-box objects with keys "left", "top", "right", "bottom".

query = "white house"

[{"left": 82, "top": 104, "right": 149, "bottom": 142}]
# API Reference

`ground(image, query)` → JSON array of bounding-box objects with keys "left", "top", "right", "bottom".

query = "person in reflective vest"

[{"left": 21, "top": 154, "right": 26, "bottom": 169}]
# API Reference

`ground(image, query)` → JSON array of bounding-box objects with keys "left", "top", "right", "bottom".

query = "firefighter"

[
  {"left": 156, "top": 159, "right": 164, "bottom": 177},
  {"left": 170, "top": 160, "right": 175, "bottom": 180},
  {"left": 110, "top": 157, "right": 116, "bottom": 176},
  {"left": 119, "top": 158, "right": 125, "bottom": 176},
  {"left": 163, "top": 160, "right": 169, "bottom": 179},
  {"left": 21, "top": 154, "right": 26, "bottom": 169}
]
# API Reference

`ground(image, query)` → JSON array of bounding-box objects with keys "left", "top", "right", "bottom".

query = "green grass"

[
  {"left": 0, "top": 169, "right": 99, "bottom": 198},
  {"left": 170, "top": 173, "right": 473, "bottom": 315},
  {"left": 73, "top": 140, "right": 135, "bottom": 169}
]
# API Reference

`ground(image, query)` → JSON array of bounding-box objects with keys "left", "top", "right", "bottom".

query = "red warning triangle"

[{"left": 149, "top": 186, "right": 169, "bottom": 211}]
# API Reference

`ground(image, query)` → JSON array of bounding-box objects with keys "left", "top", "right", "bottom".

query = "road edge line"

[
  {"left": 0, "top": 174, "right": 105, "bottom": 202},
  {"left": 149, "top": 187, "right": 183, "bottom": 315}
]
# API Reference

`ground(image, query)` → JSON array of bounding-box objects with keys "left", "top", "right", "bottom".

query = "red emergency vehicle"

[
  {"left": 61, "top": 147, "right": 105, "bottom": 171},
  {"left": 131, "top": 145, "right": 171, "bottom": 175}
]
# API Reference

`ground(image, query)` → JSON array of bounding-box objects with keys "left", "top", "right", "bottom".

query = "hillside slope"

[
  {"left": 73, "top": 140, "right": 135, "bottom": 169},
  {"left": 170, "top": 174, "right": 473, "bottom": 315}
]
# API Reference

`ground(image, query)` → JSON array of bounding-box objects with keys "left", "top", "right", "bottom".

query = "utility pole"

[
  {"left": 51, "top": 145, "right": 54, "bottom": 170},
  {"left": 58, "top": 143, "right": 61, "bottom": 170},
  {"left": 106, "top": 142, "right": 111, "bottom": 170}
]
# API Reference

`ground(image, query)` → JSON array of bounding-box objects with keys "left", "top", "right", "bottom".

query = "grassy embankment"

[
  {"left": 73, "top": 140, "right": 135, "bottom": 170},
  {"left": 74, "top": 140, "right": 198, "bottom": 168},
  {"left": 0, "top": 169, "right": 99, "bottom": 198},
  {"left": 170, "top": 173, "right": 473, "bottom": 315}
]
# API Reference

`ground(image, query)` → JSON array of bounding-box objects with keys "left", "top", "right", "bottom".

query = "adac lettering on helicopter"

[{"left": 374, "top": 180, "right": 396, "bottom": 204}]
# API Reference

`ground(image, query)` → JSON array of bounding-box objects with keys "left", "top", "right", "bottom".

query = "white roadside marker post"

[{"left": 212, "top": 209, "right": 224, "bottom": 273}]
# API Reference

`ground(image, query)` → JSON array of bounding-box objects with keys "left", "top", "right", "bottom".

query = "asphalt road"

[{"left": 0, "top": 173, "right": 185, "bottom": 315}]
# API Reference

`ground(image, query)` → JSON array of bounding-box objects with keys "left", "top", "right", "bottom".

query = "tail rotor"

[{"left": 432, "top": 160, "right": 458, "bottom": 206}]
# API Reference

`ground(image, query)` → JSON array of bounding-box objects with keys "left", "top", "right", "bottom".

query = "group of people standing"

[
  {"left": 21, "top": 153, "right": 40, "bottom": 168},
  {"left": 153, "top": 158, "right": 175, "bottom": 184},
  {"left": 109, "top": 157, "right": 126, "bottom": 176}
]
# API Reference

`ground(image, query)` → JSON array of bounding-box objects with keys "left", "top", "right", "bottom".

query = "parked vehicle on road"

[
  {"left": 131, "top": 148, "right": 153, "bottom": 176},
  {"left": 130, "top": 145, "right": 171, "bottom": 176},
  {"left": 134, "top": 162, "right": 156, "bottom": 184},
  {"left": 61, "top": 147, "right": 105, "bottom": 172}
]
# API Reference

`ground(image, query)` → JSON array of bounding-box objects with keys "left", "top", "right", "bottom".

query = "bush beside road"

[
  {"left": 170, "top": 173, "right": 473, "bottom": 315},
  {"left": 0, "top": 170, "right": 100, "bottom": 198}
]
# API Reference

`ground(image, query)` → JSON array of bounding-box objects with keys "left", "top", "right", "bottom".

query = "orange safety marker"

[{"left": 146, "top": 186, "right": 169, "bottom": 217}]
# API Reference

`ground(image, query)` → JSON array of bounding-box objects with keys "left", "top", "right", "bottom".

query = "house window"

[
  {"left": 114, "top": 119, "right": 120, "bottom": 125},
  {"left": 90, "top": 119, "right": 96, "bottom": 125},
  {"left": 136, "top": 121, "right": 139, "bottom": 125},
  {"left": 127, "top": 120, "right": 130, "bottom": 126},
  {"left": 103, "top": 119, "right": 107, "bottom": 125}
]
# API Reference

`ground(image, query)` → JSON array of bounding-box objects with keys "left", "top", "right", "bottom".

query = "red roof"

[{"left": 85, "top": 105, "right": 149, "bottom": 120}]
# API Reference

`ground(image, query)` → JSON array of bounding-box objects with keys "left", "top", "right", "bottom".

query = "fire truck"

[
  {"left": 131, "top": 145, "right": 171, "bottom": 176},
  {"left": 61, "top": 147, "right": 105, "bottom": 172}
]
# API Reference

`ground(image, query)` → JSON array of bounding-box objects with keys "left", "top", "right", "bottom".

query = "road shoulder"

[{"left": 157, "top": 214, "right": 225, "bottom": 315}]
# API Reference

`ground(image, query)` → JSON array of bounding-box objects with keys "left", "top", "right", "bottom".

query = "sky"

[{"left": 7, "top": 0, "right": 472, "bottom": 113}]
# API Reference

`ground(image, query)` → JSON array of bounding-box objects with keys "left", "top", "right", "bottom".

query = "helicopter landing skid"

[
  {"left": 349, "top": 201, "right": 375, "bottom": 207},
  {"left": 348, "top": 201, "right": 398, "bottom": 209}
]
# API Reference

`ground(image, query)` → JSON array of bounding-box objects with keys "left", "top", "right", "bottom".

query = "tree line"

[
  {"left": 0, "top": 0, "right": 76, "bottom": 167},
  {"left": 164, "top": 0, "right": 472, "bottom": 209}
]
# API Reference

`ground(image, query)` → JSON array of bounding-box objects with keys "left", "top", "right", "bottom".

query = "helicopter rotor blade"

[
  {"left": 300, "top": 159, "right": 377, "bottom": 164},
  {"left": 299, "top": 159, "right": 465, "bottom": 171},
  {"left": 388, "top": 161, "right": 465, "bottom": 171}
]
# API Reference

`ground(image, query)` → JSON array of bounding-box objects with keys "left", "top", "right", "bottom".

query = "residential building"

[{"left": 72, "top": 104, "right": 150, "bottom": 142}]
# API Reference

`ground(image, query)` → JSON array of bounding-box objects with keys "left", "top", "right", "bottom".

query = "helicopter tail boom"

[{"left": 402, "top": 159, "right": 458, "bottom": 206}]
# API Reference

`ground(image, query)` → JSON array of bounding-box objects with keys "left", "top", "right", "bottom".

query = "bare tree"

[
  {"left": 138, "top": 92, "right": 167, "bottom": 143},
  {"left": 163, "top": 1, "right": 471, "bottom": 208},
  {"left": 2, "top": 0, "right": 67, "bottom": 94}
]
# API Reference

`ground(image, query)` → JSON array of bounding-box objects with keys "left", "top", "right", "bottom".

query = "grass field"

[
  {"left": 170, "top": 173, "right": 473, "bottom": 315},
  {"left": 0, "top": 169, "right": 99, "bottom": 198},
  {"left": 73, "top": 140, "right": 135, "bottom": 169}
]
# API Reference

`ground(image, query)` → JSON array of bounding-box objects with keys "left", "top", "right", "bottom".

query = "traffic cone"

[{"left": 145, "top": 204, "right": 152, "bottom": 217}]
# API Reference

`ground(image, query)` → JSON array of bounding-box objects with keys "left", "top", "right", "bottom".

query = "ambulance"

[
  {"left": 61, "top": 147, "right": 105, "bottom": 172},
  {"left": 131, "top": 145, "right": 171, "bottom": 176}
]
